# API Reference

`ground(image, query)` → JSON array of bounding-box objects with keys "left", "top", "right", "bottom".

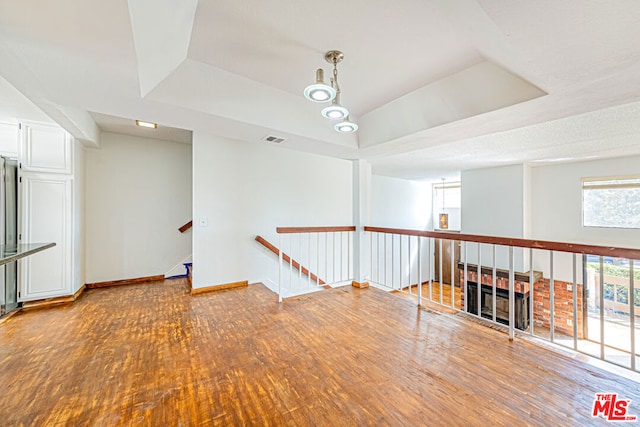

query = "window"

[
  {"left": 433, "top": 181, "right": 461, "bottom": 231},
  {"left": 582, "top": 175, "right": 640, "bottom": 228}
]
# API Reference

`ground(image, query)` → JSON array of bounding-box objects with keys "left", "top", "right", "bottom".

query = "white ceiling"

[{"left": 1, "top": 0, "right": 640, "bottom": 181}]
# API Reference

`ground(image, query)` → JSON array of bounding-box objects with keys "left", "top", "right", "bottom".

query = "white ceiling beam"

[
  {"left": 45, "top": 105, "right": 101, "bottom": 148},
  {"left": 0, "top": 40, "right": 101, "bottom": 147}
]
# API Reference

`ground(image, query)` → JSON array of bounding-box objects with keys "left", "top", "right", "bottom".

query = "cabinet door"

[
  {"left": 20, "top": 122, "right": 72, "bottom": 174},
  {"left": 19, "top": 174, "right": 72, "bottom": 300},
  {"left": 0, "top": 122, "right": 19, "bottom": 157}
]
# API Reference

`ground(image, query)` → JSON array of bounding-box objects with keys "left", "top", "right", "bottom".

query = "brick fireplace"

[
  {"left": 458, "top": 263, "right": 584, "bottom": 338},
  {"left": 533, "top": 277, "right": 585, "bottom": 339}
]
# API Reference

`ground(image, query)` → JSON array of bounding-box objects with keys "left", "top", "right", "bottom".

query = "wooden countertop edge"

[{"left": 0, "top": 242, "right": 56, "bottom": 266}]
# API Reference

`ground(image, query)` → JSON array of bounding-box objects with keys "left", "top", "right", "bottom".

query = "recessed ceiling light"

[{"left": 136, "top": 120, "right": 157, "bottom": 129}]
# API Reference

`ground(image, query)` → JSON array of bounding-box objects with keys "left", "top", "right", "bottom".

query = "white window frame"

[{"left": 582, "top": 174, "right": 640, "bottom": 229}]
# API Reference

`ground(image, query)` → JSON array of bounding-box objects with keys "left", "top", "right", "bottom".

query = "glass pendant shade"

[
  {"left": 321, "top": 99, "right": 349, "bottom": 120},
  {"left": 439, "top": 213, "right": 449, "bottom": 229},
  {"left": 335, "top": 118, "right": 358, "bottom": 133},
  {"left": 304, "top": 68, "right": 336, "bottom": 102}
]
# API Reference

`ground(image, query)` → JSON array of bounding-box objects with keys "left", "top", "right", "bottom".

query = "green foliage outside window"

[
  {"left": 586, "top": 263, "right": 640, "bottom": 279},
  {"left": 603, "top": 283, "right": 615, "bottom": 301},
  {"left": 616, "top": 284, "right": 629, "bottom": 304},
  {"left": 586, "top": 263, "right": 640, "bottom": 306}
]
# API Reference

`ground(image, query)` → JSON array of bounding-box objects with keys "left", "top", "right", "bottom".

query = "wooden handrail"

[
  {"left": 179, "top": 220, "right": 193, "bottom": 233},
  {"left": 255, "top": 235, "right": 328, "bottom": 287},
  {"left": 277, "top": 226, "right": 356, "bottom": 234},
  {"left": 364, "top": 226, "right": 640, "bottom": 260}
]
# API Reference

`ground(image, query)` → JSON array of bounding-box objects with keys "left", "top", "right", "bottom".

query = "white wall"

[
  {"left": 85, "top": 132, "right": 192, "bottom": 283},
  {"left": 192, "top": 132, "right": 352, "bottom": 288},
  {"left": 368, "top": 175, "right": 432, "bottom": 287},
  {"left": 461, "top": 164, "right": 529, "bottom": 237},
  {"left": 531, "top": 155, "right": 640, "bottom": 282},
  {"left": 532, "top": 155, "right": 640, "bottom": 247},
  {"left": 72, "top": 140, "right": 85, "bottom": 292},
  {"left": 371, "top": 175, "right": 432, "bottom": 230},
  {"left": 453, "top": 156, "right": 640, "bottom": 281},
  {"left": 461, "top": 164, "right": 530, "bottom": 271}
]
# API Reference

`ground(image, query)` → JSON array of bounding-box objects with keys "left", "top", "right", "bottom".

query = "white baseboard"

[
  {"left": 261, "top": 278, "right": 324, "bottom": 298},
  {"left": 367, "top": 281, "right": 395, "bottom": 292}
]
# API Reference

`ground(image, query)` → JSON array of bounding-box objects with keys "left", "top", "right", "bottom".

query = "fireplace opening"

[{"left": 466, "top": 281, "right": 530, "bottom": 331}]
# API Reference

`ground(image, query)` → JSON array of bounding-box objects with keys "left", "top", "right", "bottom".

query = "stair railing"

[
  {"left": 255, "top": 235, "right": 327, "bottom": 286},
  {"left": 275, "top": 226, "right": 356, "bottom": 302},
  {"left": 365, "top": 225, "right": 640, "bottom": 372},
  {"left": 178, "top": 220, "right": 193, "bottom": 233}
]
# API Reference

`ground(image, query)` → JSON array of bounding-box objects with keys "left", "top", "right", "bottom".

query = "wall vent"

[{"left": 262, "top": 135, "right": 286, "bottom": 144}]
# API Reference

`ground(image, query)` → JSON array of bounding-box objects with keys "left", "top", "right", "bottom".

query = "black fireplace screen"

[{"left": 465, "top": 282, "right": 529, "bottom": 331}]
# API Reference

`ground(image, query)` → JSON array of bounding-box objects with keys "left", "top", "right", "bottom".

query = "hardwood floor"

[
  {"left": 0, "top": 279, "right": 638, "bottom": 426},
  {"left": 392, "top": 282, "right": 462, "bottom": 311}
]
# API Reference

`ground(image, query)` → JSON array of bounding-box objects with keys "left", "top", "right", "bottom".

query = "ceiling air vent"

[{"left": 262, "top": 135, "right": 286, "bottom": 144}]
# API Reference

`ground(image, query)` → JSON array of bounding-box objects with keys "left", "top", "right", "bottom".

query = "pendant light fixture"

[
  {"left": 304, "top": 50, "right": 357, "bottom": 133},
  {"left": 335, "top": 117, "right": 358, "bottom": 133},
  {"left": 321, "top": 93, "right": 349, "bottom": 120},
  {"left": 439, "top": 178, "right": 449, "bottom": 230},
  {"left": 303, "top": 68, "right": 336, "bottom": 102}
]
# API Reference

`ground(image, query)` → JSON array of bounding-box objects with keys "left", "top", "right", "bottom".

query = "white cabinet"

[
  {"left": 19, "top": 175, "right": 72, "bottom": 300},
  {"left": 0, "top": 122, "right": 19, "bottom": 156},
  {"left": 20, "top": 122, "right": 72, "bottom": 174},
  {"left": 17, "top": 121, "right": 77, "bottom": 301}
]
